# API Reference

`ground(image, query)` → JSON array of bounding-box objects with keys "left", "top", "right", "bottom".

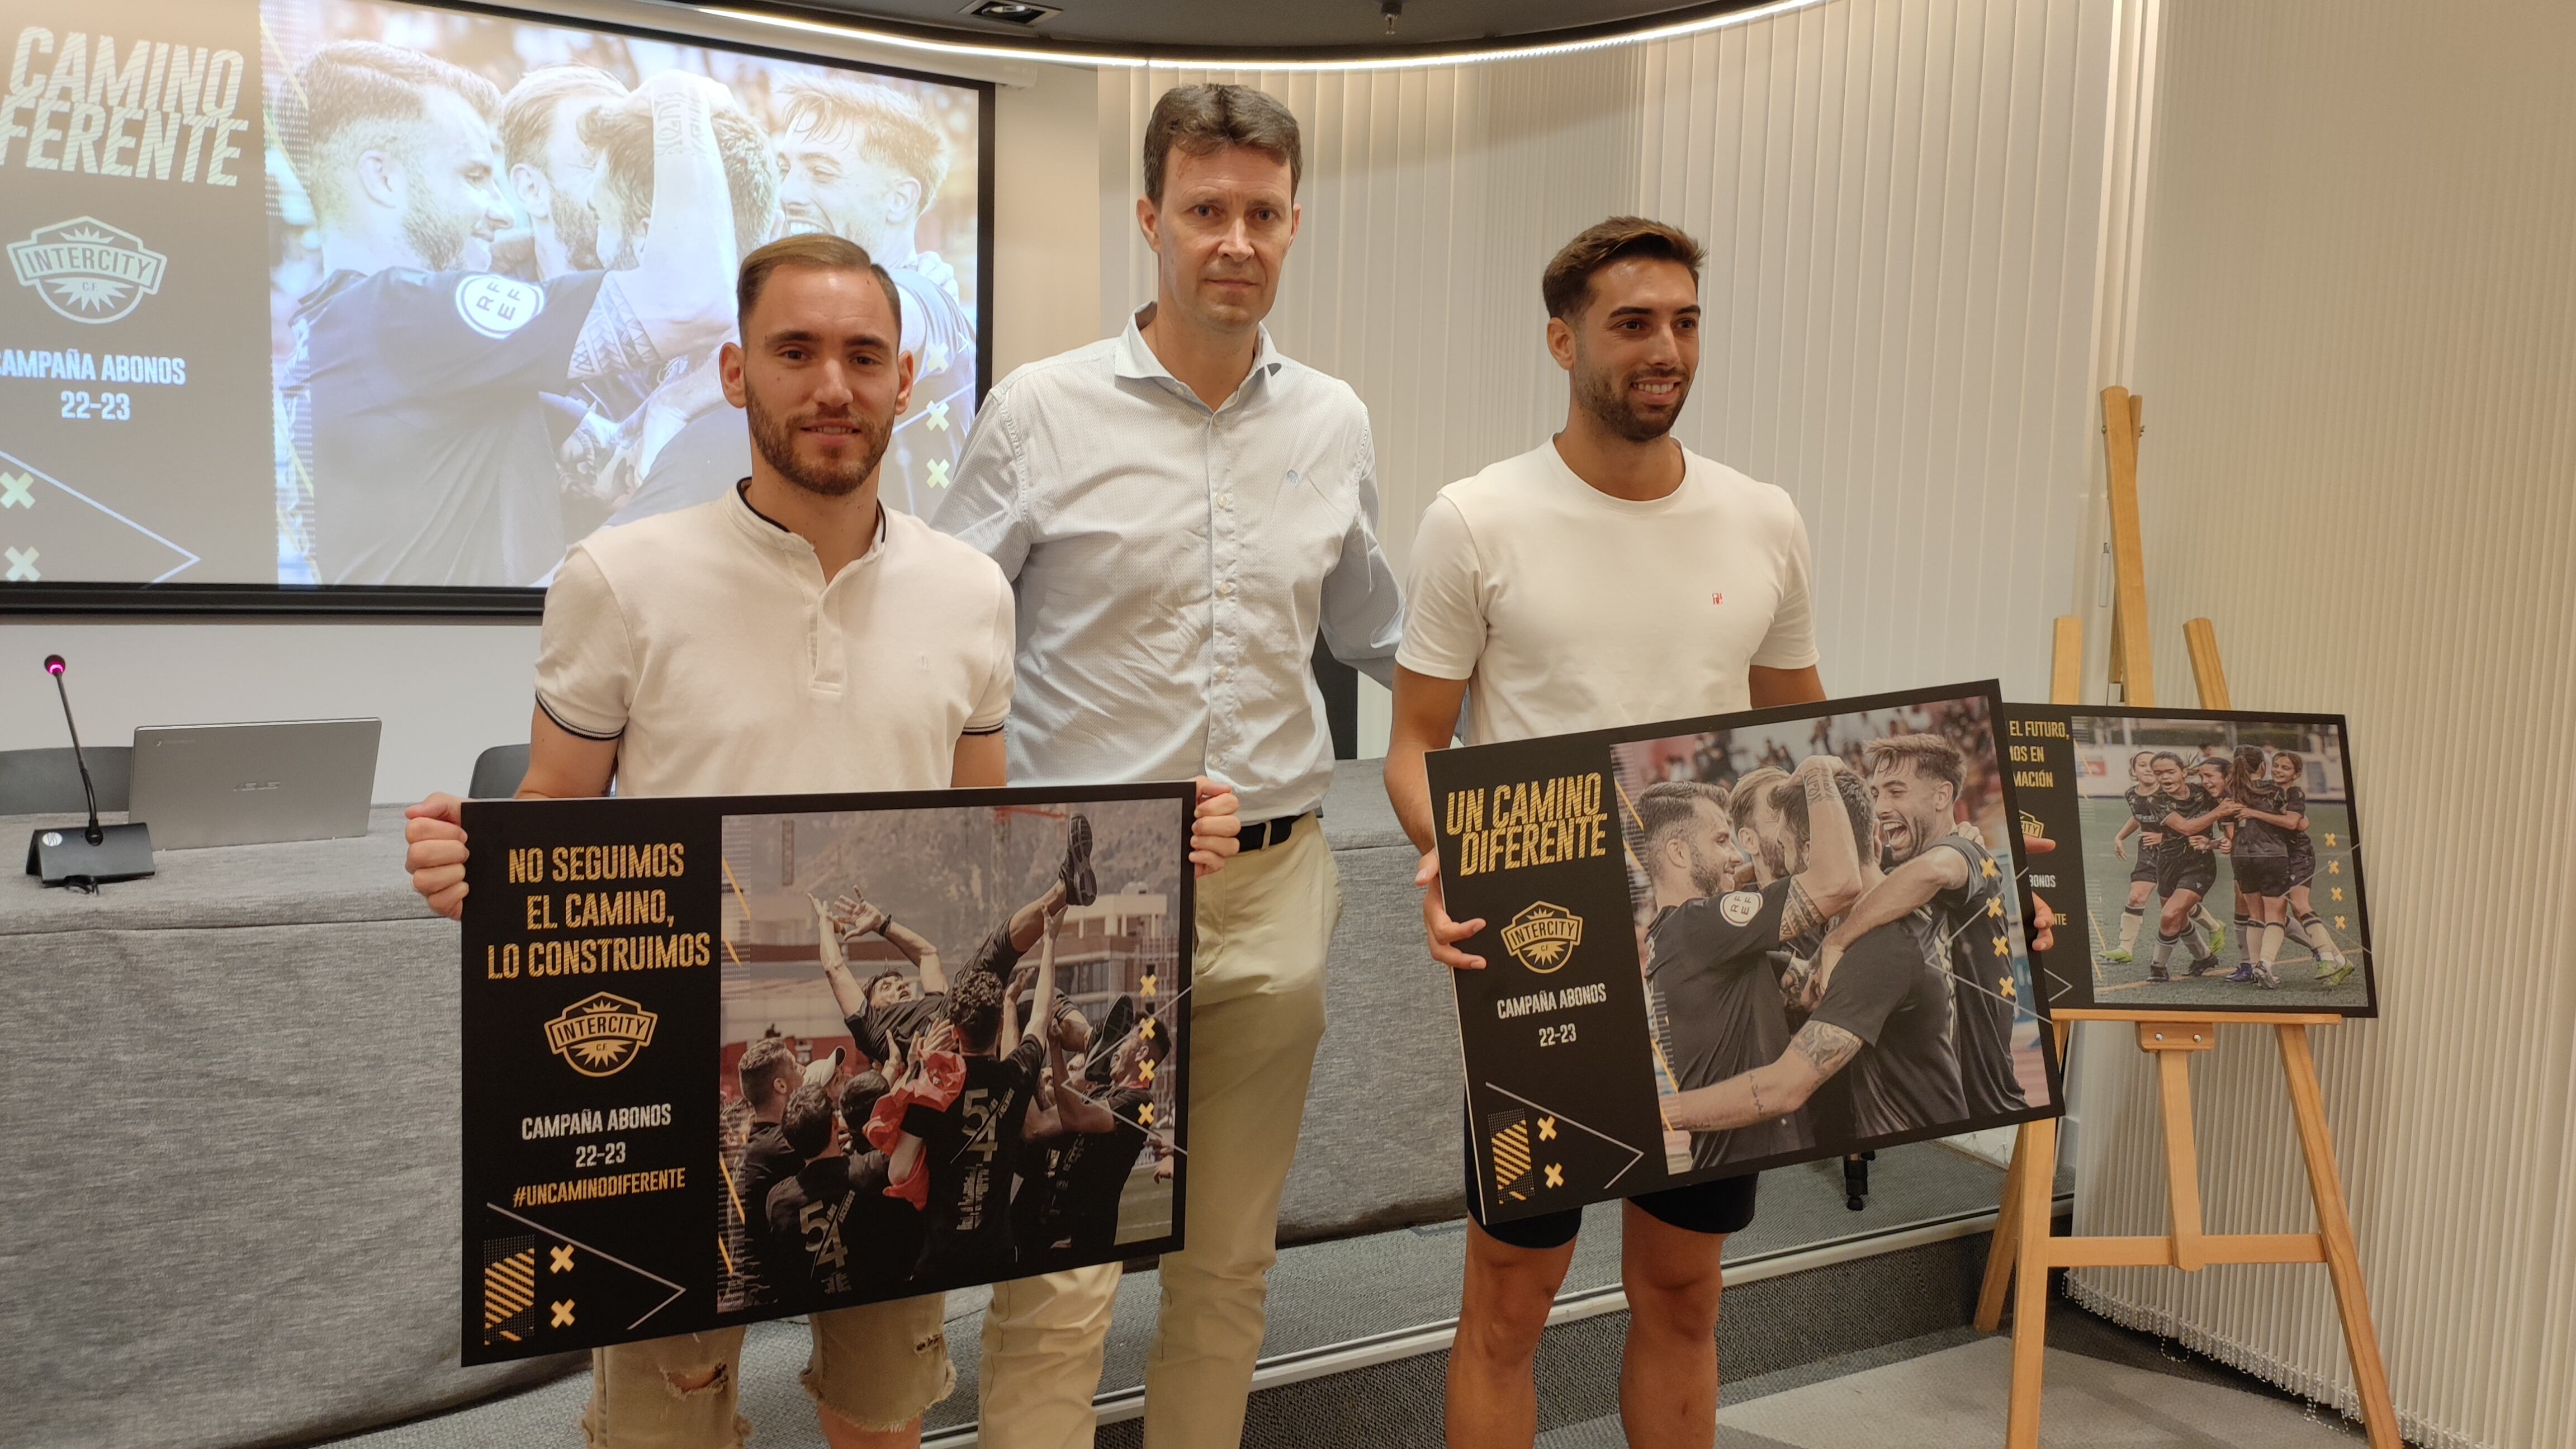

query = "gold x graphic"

[
  {"left": 1139, "top": 1058, "right": 1156, "bottom": 1083},
  {"left": 1138, "top": 1104, "right": 1157, "bottom": 1126},
  {"left": 2331, "top": 887, "right": 2343, "bottom": 902},
  {"left": 1542, "top": 1164, "right": 1564, "bottom": 1188},
  {"left": 1538, "top": 1117, "right": 1557, "bottom": 1141},
  {"left": 1991, "top": 933, "right": 2010, "bottom": 956},
  {"left": 1142, "top": 1018, "right": 1157, "bottom": 1040},
  {"left": 2324, "top": 833, "right": 2337, "bottom": 846},
  {"left": 2328, "top": 861, "right": 2341, "bottom": 875},
  {"left": 2335, "top": 916, "right": 2347, "bottom": 930},
  {"left": 1140, "top": 973, "right": 1157, "bottom": 998},
  {"left": 1987, "top": 897, "right": 2004, "bottom": 919},
  {"left": 550, "top": 1245, "right": 574, "bottom": 1275},
  {"left": 550, "top": 1300, "right": 575, "bottom": 1328},
  {"left": 1981, "top": 856, "right": 2000, "bottom": 879}
]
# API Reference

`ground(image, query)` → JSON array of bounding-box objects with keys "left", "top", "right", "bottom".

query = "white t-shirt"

[
  {"left": 534, "top": 484, "right": 1016, "bottom": 799},
  {"left": 1398, "top": 441, "right": 1817, "bottom": 746}
]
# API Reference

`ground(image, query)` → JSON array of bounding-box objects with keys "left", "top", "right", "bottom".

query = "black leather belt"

[{"left": 1237, "top": 813, "right": 1310, "bottom": 853}]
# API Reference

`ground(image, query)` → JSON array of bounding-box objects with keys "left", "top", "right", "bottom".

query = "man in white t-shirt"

[
  {"left": 399, "top": 231, "right": 1242, "bottom": 1448},
  {"left": 1384, "top": 217, "right": 1825, "bottom": 1449}
]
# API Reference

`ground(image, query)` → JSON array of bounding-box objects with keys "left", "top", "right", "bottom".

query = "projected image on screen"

[{"left": 0, "top": 0, "right": 986, "bottom": 596}]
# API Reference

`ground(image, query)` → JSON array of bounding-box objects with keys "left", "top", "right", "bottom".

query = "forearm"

[
  {"left": 1386, "top": 735, "right": 1438, "bottom": 853},
  {"left": 634, "top": 88, "right": 733, "bottom": 333},
  {"left": 1800, "top": 765, "right": 1861, "bottom": 910},
  {"left": 1666, "top": 1058, "right": 1813, "bottom": 1133},
  {"left": 1826, "top": 852, "right": 1960, "bottom": 950}
]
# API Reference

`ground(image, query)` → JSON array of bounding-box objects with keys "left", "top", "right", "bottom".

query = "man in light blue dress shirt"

[{"left": 934, "top": 84, "right": 1405, "bottom": 1447}]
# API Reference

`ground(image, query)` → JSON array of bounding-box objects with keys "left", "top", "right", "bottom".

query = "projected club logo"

[
  {"left": 9, "top": 218, "right": 168, "bottom": 324},
  {"left": 544, "top": 993, "right": 660, "bottom": 1077}
]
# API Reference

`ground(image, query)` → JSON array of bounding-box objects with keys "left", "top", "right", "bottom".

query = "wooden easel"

[{"left": 1979, "top": 388, "right": 2401, "bottom": 1447}]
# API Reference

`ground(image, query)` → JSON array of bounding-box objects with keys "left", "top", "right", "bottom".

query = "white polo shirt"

[
  {"left": 1398, "top": 440, "right": 1817, "bottom": 746},
  {"left": 534, "top": 482, "right": 1016, "bottom": 798}
]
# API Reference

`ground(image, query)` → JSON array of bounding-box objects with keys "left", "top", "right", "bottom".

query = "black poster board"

[
  {"left": 1427, "top": 683, "right": 2064, "bottom": 1225},
  {"left": 458, "top": 782, "right": 1191, "bottom": 1363}
]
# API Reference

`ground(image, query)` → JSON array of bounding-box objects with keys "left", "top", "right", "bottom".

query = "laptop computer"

[{"left": 128, "top": 719, "right": 381, "bottom": 850}]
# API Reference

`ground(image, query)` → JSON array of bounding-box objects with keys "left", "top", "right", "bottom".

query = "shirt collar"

[
  {"left": 1113, "top": 302, "right": 1285, "bottom": 403},
  {"left": 727, "top": 478, "right": 888, "bottom": 563}
]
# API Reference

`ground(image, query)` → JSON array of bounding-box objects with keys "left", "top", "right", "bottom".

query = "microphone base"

[{"left": 26, "top": 821, "right": 155, "bottom": 887}]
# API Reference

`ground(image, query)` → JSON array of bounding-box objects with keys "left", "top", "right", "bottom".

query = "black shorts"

[
  {"left": 2129, "top": 850, "right": 2161, "bottom": 885},
  {"left": 2157, "top": 851, "right": 2217, "bottom": 899},
  {"left": 2288, "top": 850, "right": 2317, "bottom": 889},
  {"left": 2233, "top": 855, "right": 2291, "bottom": 897},
  {"left": 1462, "top": 1123, "right": 1758, "bottom": 1250}
]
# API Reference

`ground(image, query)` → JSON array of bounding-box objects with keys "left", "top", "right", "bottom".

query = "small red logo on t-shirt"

[{"left": 1711, "top": 592, "right": 1725, "bottom": 605}]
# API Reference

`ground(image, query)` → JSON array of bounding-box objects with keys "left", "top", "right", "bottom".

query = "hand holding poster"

[
  {"left": 460, "top": 785, "right": 1188, "bottom": 1363},
  {"left": 1427, "top": 684, "right": 2063, "bottom": 1224}
]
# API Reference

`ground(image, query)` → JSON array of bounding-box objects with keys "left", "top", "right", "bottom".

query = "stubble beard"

[
  {"left": 1573, "top": 356, "right": 1691, "bottom": 443},
  {"left": 746, "top": 388, "right": 890, "bottom": 499},
  {"left": 400, "top": 192, "right": 473, "bottom": 273}
]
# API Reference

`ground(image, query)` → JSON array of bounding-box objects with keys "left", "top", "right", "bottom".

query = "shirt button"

[
  {"left": 1219, "top": 580, "right": 1235, "bottom": 596},
  {"left": 1220, "top": 493, "right": 1234, "bottom": 508}
]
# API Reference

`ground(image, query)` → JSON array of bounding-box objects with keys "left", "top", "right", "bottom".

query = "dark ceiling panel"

[{"left": 696, "top": 0, "right": 1781, "bottom": 59}]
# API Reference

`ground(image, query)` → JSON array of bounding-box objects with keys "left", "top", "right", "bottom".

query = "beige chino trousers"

[{"left": 978, "top": 816, "right": 1338, "bottom": 1448}]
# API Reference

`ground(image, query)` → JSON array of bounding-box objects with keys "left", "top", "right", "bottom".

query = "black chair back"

[
  {"left": 0, "top": 745, "right": 134, "bottom": 815},
  {"left": 469, "top": 744, "right": 531, "bottom": 800}
]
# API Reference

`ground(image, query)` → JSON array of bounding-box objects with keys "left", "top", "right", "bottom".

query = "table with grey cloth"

[{"left": 0, "top": 759, "right": 1460, "bottom": 1449}]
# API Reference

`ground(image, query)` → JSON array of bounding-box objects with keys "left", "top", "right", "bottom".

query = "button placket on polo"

[{"left": 1207, "top": 406, "right": 1235, "bottom": 770}]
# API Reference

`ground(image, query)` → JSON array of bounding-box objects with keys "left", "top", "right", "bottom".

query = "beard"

[
  {"left": 1688, "top": 844, "right": 1739, "bottom": 898},
  {"left": 552, "top": 191, "right": 605, "bottom": 272},
  {"left": 400, "top": 192, "right": 475, "bottom": 273},
  {"left": 746, "top": 386, "right": 891, "bottom": 499},
  {"left": 1573, "top": 357, "right": 1693, "bottom": 443}
]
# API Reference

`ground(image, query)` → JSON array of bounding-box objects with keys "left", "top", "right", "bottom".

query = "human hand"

[
  {"left": 1416, "top": 850, "right": 1487, "bottom": 970},
  {"left": 404, "top": 793, "right": 471, "bottom": 920},
  {"left": 910, "top": 249, "right": 959, "bottom": 298},
  {"left": 2029, "top": 894, "right": 2058, "bottom": 953},
  {"left": 1007, "top": 962, "right": 1039, "bottom": 1000},
  {"left": 2113, "top": 837, "right": 2128, "bottom": 861},
  {"left": 1805, "top": 941, "right": 1846, "bottom": 1010},
  {"left": 1190, "top": 777, "right": 1242, "bottom": 877}
]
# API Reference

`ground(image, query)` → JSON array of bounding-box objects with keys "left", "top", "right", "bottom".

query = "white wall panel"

[
  {"left": 2067, "top": 6, "right": 2576, "bottom": 1447},
  {"left": 1102, "top": 0, "right": 2113, "bottom": 704}
]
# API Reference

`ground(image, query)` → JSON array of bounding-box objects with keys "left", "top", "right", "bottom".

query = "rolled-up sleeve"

[
  {"left": 532, "top": 546, "right": 635, "bottom": 740},
  {"left": 1318, "top": 418, "right": 1405, "bottom": 689},
  {"left": 931, "top": 384, "right": 1031, "bottom": 581}
]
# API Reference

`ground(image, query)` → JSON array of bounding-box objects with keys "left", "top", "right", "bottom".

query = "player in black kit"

[
  {"left": 728, "top": 1035, "right": 836, "bottom": 1308},
  {"left": 283, "top": 44, "right": 741, "bottom": 585},
  {"left": 1668, "top": 761, "right": 1967, "bottom": 1140},
  {"left": 1796, "top": 735, "right": 2029, "bottom": 1118},
  {"left": 763, "top": 1072, "right": 926, "bottom": 1304},
  {"left": 2147, "top": 752, "right": 2234, "bottom": 982},
  {"left": 1645, "top": 757, "right": 1865, "bottom": 1163},
  {"left": 911, "top": 910, "right": 1063, "bottom": 1283},
  {"left": 2267, "top": 749, "right": 2353, "bottom": 982},
  {"left": 1031, "top": 1016, "right": 1168, "bottom": 1253}
]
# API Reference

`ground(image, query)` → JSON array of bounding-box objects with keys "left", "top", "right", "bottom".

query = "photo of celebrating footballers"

[
  {"left": 262, "top": 0, "right": 985, "bottom": 587},
  {"left": 713, "top": 796, "right": 1182, "bottom": 1315},
  {"left": 2068, "top": 713, "right": 2371, "bottom": 1011},
  {"left": 1606, "top": 692, "right": 2057, "bottom": 1179}
]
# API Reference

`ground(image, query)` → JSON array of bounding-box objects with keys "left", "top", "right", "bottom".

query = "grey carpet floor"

[{"left": 319, "top": 1142, "right": 2062, "bottom": 1447}]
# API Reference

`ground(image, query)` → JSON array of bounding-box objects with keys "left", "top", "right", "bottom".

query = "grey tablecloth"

[{"left": 0, "top": 759, "right": 1461, "bottom": 1449}]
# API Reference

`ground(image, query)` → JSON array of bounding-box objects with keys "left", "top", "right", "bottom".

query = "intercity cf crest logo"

[
  {"left": 544, "top": 992, "right": 659, "bottom": 1077},
  {"left": 1501, "top": 902, "right": 1583, "bottom": 974},
  {"left": 10, "top": 219, "right": 167, "bottom": 324}
]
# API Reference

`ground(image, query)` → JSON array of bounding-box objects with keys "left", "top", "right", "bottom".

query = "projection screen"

[{"left": 0, "top": 0, "right": 992, "bottom": 611}]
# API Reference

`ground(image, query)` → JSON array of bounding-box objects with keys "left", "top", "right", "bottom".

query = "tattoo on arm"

[
  {"left": 569, "top": 278, "right": 664, "bottom": 381},
  {"left": 1781, "top": 879, "right": 1823, "bottom": 943},
  {"left": 1789, "top": 1021, "right": 1862, "bottom": 1076},
  {"left": 651, "top": 89, "right": 709, "bottom": 149}
]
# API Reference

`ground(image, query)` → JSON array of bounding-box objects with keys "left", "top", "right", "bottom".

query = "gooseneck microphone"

[
  {"left": 25, "top": 654, "right": 155, "bottom": 888},
  {"left": 44, "top": 655, "right": 102, "bottom": 845}
]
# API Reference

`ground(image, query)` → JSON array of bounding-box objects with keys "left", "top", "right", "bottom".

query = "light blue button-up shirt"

[{"left": 932, "top": 305, "right": 1404, "bottom": 821}]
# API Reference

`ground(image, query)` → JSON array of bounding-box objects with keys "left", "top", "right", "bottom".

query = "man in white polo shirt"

[
  {"left": 934, "top": 83, "right": 1404, "bottom": 1448},
  {"left": 1384, "top": 217, "right": 1826, "bottom": 1449},
  {"left": 401, "top": 231, "right": 1239, "bottom": 1448}
]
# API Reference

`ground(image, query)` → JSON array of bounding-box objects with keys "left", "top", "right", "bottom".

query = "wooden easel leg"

[
  {"left": 2277, "top": 1025, "right": 2403, "bottom": 1448},
  {"left": 1977, "top": 1125, "right": 2030, "bottom": 1332},
  {"left": 2005, "top": 1115, "right": 2058, "bottom": 1448}
]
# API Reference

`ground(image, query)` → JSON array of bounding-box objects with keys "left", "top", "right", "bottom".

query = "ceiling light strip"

[{"left": 697, "top": 0, "right": 1830, "bottom": 73}]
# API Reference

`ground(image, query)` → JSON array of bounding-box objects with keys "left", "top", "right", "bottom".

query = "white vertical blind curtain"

[
  {"left": 1097, "top": 0, "right": 2115, "bottom": 702},
  {"left": 2068, "top": 5, "right": 2576, "bottom": 1448}
]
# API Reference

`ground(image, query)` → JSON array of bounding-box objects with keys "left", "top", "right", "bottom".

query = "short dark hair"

[
  {"left": 298, "top": 41, "right": 501, "bottom": 225},
  {"left": 1134, "top": 1013, "right": 1170, "bottom": 1065},
  {"left": 586, "top": 91, "right": 782, "bottom": 259},
  {"left": 2152, "top": 751, "right": 2187, "bottom": 769},
  {"left": 863, "top": 969, "right": 908, "bottom": 1003},
  {"left": 498, "top": 64, "right": 624, "bottom": 173},
  {"left": 1637, "top": 780, "right": 1727, "bottom": 854},
  {"left": 736, "top": 232, "right": 902, "bottom": 339},
  {"left": 782, "top": 1081, "right": 836, "bottom": 1160},
  {"left": 1541, "top": 216, "right": 1706, "bottom": 321},
  {"left": 1865, "top": 734, "right": 1967, "bottom": 797},
  {"left": 948, "top": 968, "right": 1005, "bottom": 1048},
  {"left": 1143, "top": 83, "right": 1301, "bottom": 205},
  {"left": 839, "top": 1072, "right": 892, "bottom": 1142},
  {"left": 1774, "top": 765, "right": 1872, "bottom": 859},
  {"left": 1726, "top": 766, "right": 1791, "bottom": 829},
  {"left": 736, "top": 1035, "right": 798, "bottom": 1106}
]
